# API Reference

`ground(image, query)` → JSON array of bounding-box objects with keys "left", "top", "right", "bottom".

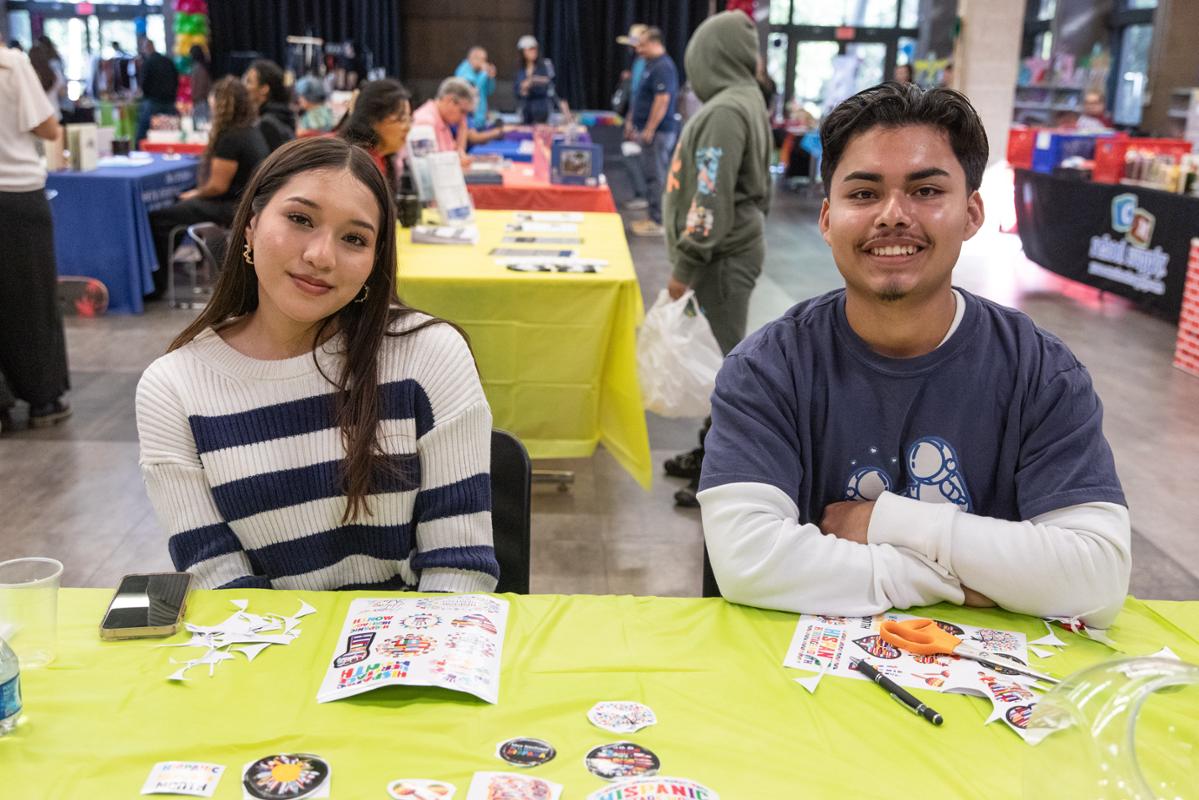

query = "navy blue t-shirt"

[
  {"left": 700, "top": 289, "right": 1126, "bottom": 523},
  {"left": 633, "top": 54, "right": 679, "bottom": 134}
]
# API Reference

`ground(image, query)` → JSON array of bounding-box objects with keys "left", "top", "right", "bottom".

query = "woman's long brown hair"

[
  {"left": 204, "top": 76, "right": 256, "bottom": 164},
  {"left": 169, "top": 137, "right": 448, "bottom": 523}
]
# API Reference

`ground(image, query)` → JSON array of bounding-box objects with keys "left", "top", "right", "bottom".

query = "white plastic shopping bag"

[{"left": 636, "top": 289, "right": 724, "bottom": 418}]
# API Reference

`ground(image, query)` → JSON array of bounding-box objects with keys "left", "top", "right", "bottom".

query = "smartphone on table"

[{"left": 99, "top": 572, "right": 192, "bottom": 640}]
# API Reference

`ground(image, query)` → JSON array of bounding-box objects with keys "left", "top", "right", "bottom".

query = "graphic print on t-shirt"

[{"left": 843, "top": 435, "right": 973, "bottom": 512}]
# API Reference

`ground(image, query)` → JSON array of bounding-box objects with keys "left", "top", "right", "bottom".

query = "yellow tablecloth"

[
  {"left": 396, "top": 211, "right": 651, "bottom": 488},
  {"left": 5, "top": 590, "right": 1198, "bottom": 798}
]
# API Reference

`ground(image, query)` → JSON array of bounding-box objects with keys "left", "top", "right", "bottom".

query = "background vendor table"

[
  {"left": 396, "top": 210, "right": 650, "bottom": 487},
  {"left": 468, "top": 164, "right": 616, "bottom": 213},
  {"left": 1014, "top": 168, "right": 1199, "bottom": 321},
  {"left": 46, "top": 154, "right": 198, "bottom": 314},
  {"left": 5, "top": 589, "right": 1198, "bottom": 798}
]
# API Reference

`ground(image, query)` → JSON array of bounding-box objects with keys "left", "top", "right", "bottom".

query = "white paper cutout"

[
  {"left": 1150, "top": 646, "right": 1181, "bottom": 661},
  {"left": 1030, "top": 646, "right": 1056, "bottom": 659},
  {"left": 164, "top": 599, "right": 314, "bottom": 681}
]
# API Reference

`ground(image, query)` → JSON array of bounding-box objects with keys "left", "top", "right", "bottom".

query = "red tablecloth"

[
  {"left": 139, "top": 140, "right": 207, "bottom": 155},
  {"left": 467, "top": 165, "right": 616, "bottom": 212}
]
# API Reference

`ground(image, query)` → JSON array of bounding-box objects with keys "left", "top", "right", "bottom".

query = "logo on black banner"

[{"left": 1086, "top": 192, "right": 1169, "bottom": 295}]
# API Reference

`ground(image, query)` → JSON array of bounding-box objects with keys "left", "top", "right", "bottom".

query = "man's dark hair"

[
  {"left": 819, "top": 81, "right": 988, "bottom": 194},
  {"left": 249, "top": 58, "right": 290, "bottom": 104},
  {"left": 641, "top": 27, "right": 664, "bottom": 45}
]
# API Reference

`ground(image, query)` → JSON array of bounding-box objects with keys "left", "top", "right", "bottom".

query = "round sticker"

[
  {"left": 587, "top": 701, "right": 657, "bottom": 734},
  {"left": 387, "top": 778, "right": 456, "bottom": 799},
  {"left": 496, "top": 737, "right": 556, "bottom": 767},
  {"left": 584, "top": 742, "right": 661, "bottom": 781},
  {"left": 242, "top": 754, "right": 330, "bottom": 800}
]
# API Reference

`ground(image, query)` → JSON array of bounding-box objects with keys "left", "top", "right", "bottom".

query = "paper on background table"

[{"left": 317, "top": 595, "right": 509, "bottom": 704}]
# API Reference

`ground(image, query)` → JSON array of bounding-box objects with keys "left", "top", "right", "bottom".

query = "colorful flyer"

[
  {"left": 241, "top": 754, "right": 329, "bottom": 800},
  {"left": 387, "top": 778, "right": 457, "bottom": 799},
  {"left": 141, "top": 762, "right": 224, "bottom": 797},
  {"left": 317, "top": 596, "right": 509, "bottom": 704},
  {"left": 587, "top": 701, "right": 657, "bottom": 734},
  {"left": 782, "top": 612, "right": 1031, "bottom": 692},
  {"left": 586, "top": 777, "right": 719, "bottom": 800},
  {"left": 584, "top": 742, "right": 660, "bottom": 781},
  {"left": 465, "top": 771, "right": 563, "bottom": 800}
]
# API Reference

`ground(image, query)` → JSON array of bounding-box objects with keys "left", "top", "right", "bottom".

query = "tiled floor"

[{"left": 2, "top": 166, "right": 1197, "bottom": 601}]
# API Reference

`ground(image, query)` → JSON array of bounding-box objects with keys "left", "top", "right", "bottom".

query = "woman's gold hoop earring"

[
  {"left": 242, "top": 242, "right": 254, "bottom": 265},
  {"left": 354, "top": 285, "right": 370, "bottom": 303}
]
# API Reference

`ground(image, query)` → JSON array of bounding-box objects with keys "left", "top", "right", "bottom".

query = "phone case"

[{"left": 98, "top": 572, "right": 192, "bottom": 640}]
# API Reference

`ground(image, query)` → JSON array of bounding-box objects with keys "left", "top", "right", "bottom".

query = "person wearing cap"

[
  {"left": 617, "top": 24, "right": 650, "bottom": 211},
  {"left": 629, "top": 26, "right": 680, "bottom": 237},
  {"left": 295, "top": 76, "right": 335, "bottom": 134},
  {"left": 515, "top": 35, "right": 569, "bottom": 124},
  {"left": 411, "top": 76, "right": 475, "bottom": 161},
  {"left": 455, "top": 46, "right": 496, "bottom": 130}
]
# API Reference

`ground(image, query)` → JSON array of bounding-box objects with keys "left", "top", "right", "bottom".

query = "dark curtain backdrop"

[
  {"left": 208, "top": 0, "right": 404, "bottom": 80},
  {"left": 533, "top": 0, "right": 723, "bottom": 110}
]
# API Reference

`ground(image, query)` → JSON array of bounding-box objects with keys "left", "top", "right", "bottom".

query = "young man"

[
  {"left": 455, "top": 46, "right": 496, "bottom": 129},
  {"left": 698, "top": 83, "right": 1130, "bottom": 627},
  {"left": 628, "top": 27, "right": 679, "bottom": 237}
]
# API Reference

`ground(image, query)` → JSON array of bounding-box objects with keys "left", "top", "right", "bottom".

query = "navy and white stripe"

[{"left": 136, "top": 316, "right": 499, "bottom": 593}]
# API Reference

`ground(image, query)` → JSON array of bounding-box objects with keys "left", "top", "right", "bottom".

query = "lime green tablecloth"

[{"left": 4, "top": 590, "right": 1198, "bottom": 798}]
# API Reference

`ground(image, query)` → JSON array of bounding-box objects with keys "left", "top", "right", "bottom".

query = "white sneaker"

[{"left": 623, "top": 198, "right": 649, "bottom": 211}]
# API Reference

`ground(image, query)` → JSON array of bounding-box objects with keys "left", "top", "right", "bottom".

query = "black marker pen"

[{"left": 854, "top": 659, "right": 944, "bottom": 726}]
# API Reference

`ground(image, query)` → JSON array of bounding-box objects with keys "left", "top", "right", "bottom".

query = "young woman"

[
  {"left": 338, "top": 78, "right": 412, "bottom": 190},
  {"left": 515, "top": 35, "right": 569, "bottom": 124},
  {"left": 149, "top": 77, "right": 269, "bottom": 295},
  {"left": 137, "top": 137, "right": 499, "bottom": 592}
]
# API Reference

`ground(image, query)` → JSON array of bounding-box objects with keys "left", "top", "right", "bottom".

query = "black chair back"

[
  {"left": 702, "top": 544, "right": 722, "bottom": 598},
  {"left": 490, "top": 429, "right": 531, "bottom": 594}
]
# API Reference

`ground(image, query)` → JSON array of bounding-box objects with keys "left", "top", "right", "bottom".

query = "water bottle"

[{"left": 0, "top": 635, "right": 21, "bottom": 735}]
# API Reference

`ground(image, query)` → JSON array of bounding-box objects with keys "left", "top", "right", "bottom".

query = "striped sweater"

[{"left": 135, "top": 314, "right": 499, "bottom": 593}]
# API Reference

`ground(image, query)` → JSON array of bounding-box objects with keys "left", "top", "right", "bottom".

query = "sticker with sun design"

[
  {"left": 242, "top": 753, "right": 330, "bottom": 799},
  {"left": 853, "top": 635, "right": 901, "bottom": 659}
]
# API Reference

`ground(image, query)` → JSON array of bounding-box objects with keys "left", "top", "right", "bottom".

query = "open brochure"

[{"left": 317, "top": 595, "right": 509, "bottom": 704}]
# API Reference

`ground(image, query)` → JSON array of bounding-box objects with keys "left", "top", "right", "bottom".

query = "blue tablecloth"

[
  {"left": 46, "top": 155, "right": 198, "bottom": 314},
  {"left": 471, "top": 130, "right": 593, "bottom": 163},
  {"left": 471, "top": 139, "right": 535, "bottom": 162}
]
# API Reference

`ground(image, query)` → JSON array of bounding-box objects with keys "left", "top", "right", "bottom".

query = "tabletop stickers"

[
  {"left": 784, "top": 612, "right": 1044, "bottom": 741},
  {"left": 317, "top": 596, "right": 509, "bottom": 704}
]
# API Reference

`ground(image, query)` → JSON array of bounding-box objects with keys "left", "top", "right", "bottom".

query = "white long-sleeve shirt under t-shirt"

[{"left": 698, "top": 289, "right": 1131, "bottom": 628}]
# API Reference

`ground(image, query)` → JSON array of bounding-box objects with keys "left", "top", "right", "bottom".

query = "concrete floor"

[{"left": 2, "top": 169, "right": 1197, "bottom": 601}]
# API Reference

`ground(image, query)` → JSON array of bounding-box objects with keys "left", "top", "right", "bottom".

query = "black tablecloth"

[{"left": 1014, "top": 168, "right": 1199, "bottom": 321}]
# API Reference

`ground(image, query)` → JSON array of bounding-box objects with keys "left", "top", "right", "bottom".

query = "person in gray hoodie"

[{"left": 661, "top": 10, "right": 771, "bottom": 506}]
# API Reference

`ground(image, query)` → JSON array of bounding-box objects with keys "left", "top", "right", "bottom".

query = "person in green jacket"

[{"left": 661, "top": 10, "right": 771, "bottom": 507}]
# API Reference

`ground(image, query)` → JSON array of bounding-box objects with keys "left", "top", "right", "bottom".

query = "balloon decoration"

[{"left": 172, "top": 0, "right": 210, "bottom": 105}]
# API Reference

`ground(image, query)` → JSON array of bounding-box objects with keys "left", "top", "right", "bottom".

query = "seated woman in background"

[
  {"left": 149, "top": 76, "right": 269, "bottom": 296},
  {"left": 136, "top": 137, "right": 499, "bottom": 592},
  {"left": 295, "top": 75, "right": 335, "bottom": 135},
  {"left": 338, "top": 78, "right": 412, "bottom": 190}
]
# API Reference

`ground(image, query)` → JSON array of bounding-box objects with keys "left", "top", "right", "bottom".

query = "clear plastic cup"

[{"left": 0, "top": 558, "right": 64, "bottom": 669}]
